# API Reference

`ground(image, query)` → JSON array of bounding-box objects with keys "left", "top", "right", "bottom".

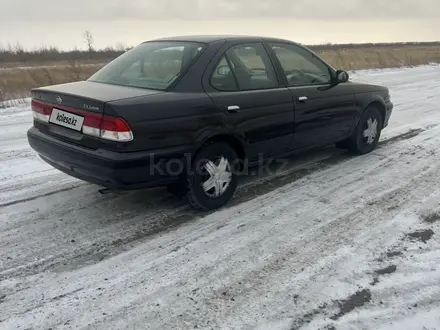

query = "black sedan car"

[{"left": 27, "top": 35, "right": 393, "bottom": 210}]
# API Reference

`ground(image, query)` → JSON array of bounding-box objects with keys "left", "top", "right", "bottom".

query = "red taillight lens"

[
  {"left": 83, "top": 114, "right": 133, "bottom": 142},
  {"left": 31, "top": 99, "right": 52, "bottom": 123},
  {"left": 99, "top": 117, "right": 133, "bottom": 142},
  {"left": 100, "top": 116, "right": 131, "bottom": 132}
]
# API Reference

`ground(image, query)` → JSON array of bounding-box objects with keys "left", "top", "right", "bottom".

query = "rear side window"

[
  {"left": 211, "top": 56, "right": 239, "bottom": 91},
  {"left": 211, "top": 43, "right": 279, "bottom": 91},
  {"left": 88, "top": 42, "right": 204, "bottom": 90}
]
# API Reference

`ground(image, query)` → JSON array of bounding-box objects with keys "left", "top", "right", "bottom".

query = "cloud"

[{"left": 1, "top": 0, "right": 439, "bottom": 22}]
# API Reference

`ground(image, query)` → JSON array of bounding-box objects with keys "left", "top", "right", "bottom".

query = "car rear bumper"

[{"left": 27, "top": 127, "right": 193, "bottom": 190}]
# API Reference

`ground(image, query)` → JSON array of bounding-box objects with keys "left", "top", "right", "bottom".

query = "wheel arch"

[
  {"left": 203, "top": 134, "right": 245, "bottom": 159},
  {"left": 363, "top": 99, "right": 387, "bottom": 128},
  {"left": 193, "top": 134, "right": 247, "bottom": 170}
]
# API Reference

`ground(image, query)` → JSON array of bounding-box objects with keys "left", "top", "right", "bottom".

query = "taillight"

[
  {"left": 31, "top": 99, "right": 52, "bottom": 123},
  {"left": 31, "top": 99, "right": 133, "bottom": 142},
  {"left": 83, "top": 115, "right": 133, "bottom": 142}
]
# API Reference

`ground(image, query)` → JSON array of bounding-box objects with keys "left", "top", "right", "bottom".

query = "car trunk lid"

[{"left": 31, "top": 81, "right": 164, "bottom": 150}]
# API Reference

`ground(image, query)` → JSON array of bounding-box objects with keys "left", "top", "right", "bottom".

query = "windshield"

[{"left": 88, "top": 41, "right": 204, "bottom": 90}]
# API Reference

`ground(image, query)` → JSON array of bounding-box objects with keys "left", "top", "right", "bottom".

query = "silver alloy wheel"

[
  {"left": 363, "top": 117, "right": 378, "bottom": 144},
  {"left": 201, "top": 157, "right": 232, "bottom": 197}
]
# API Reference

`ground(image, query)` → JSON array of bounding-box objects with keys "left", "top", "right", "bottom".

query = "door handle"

[
  {"left": 227, "top": 105, "right": 240, "bottom": 113},
  {"left": 297, "top": 96, "right": 308, "bottom": 103}
]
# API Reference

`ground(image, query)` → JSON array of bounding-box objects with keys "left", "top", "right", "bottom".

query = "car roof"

[{"left": 148, "top": 34, "right": 297, "bottom": 44}]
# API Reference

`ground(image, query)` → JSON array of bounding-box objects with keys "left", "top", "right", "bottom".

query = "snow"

[{"left": 1, "top": 65, "right": 440, "bottom": 330}]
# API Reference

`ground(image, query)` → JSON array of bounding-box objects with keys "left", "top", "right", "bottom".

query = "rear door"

[
  {"left": 203, "top": 42, "right": 294, "bottom": 163},
  {"left": 266, "top": 42, "right": 356, "bottom": 150}
]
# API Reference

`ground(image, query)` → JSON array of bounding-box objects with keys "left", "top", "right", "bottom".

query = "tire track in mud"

[
  {"left": 0, "top": 128, "right": 429, "bottom": 281},
  {"left": 0, "top": 183, "right": 84, "bottom": 208}
]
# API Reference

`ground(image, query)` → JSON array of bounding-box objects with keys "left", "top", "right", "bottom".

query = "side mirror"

[
  {"left": 217, "top": 65, "right": 231, "bottom": 76},
  {"left": 335, "top": 70, "right": 349, "bottom": 83}
]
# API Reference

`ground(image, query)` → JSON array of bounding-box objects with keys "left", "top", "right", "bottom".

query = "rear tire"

[
  {"left": 343, "top": 106, "right": 383, "bottom": 155},
  {"left": 186, "top": 142, "right": 239, "bottom": 211}
]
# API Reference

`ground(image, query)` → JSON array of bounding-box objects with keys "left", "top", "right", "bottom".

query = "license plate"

[{"left": 49, "top": 108, "right": 84, "bottom": 131}]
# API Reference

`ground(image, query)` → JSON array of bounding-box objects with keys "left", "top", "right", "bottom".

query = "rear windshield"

[{"left": 88, "top": 41, "right": 205, "bottom": 90}]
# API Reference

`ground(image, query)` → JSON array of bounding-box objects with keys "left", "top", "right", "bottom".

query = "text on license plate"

[{"left": 49, "top": 108, "right": 84, "bottom": 131}]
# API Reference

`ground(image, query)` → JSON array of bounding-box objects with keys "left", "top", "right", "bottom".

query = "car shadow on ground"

[
  {"left": 94, "top": 129, "right": 423, "bottom": 235},
  {"left": 107, "top": 144, "right": 346, "bottom": 212},
  {"left": 109, "top": 128, "right": 424, "bottom": 220}
]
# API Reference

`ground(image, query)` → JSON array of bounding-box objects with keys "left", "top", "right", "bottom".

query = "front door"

[
  {"left": 267, "top": 42, "right": 356, "bottom": 150},
  {"left": 204, "top": 42, "right": 295, "bottom": 163}
]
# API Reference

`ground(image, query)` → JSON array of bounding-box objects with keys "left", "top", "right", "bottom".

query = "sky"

[{"left": 0, "top": 0, "right": 439, "bottom": 50}]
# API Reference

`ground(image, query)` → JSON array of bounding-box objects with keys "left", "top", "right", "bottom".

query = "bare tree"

[
  {"left": 84, "top": 30, "right": 94, "bottom": 52},
  {"left": 114, "top": 42, "right": 126, "bottom": 52},
  {"left": 13, "top": 42, "right": 24, "bottom": 54}
]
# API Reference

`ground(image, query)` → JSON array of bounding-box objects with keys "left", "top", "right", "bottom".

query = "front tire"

[
  {"left": 345, "top": 106, "right": 383, "bottom": 155},
  {"left": 186, "top": 142, "right": 239, "bottom": 211}
]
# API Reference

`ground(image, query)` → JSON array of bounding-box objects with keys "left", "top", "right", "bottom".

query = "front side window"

[
  {"left": 88, "top": 42, "right": 204, "bottom": 90},
  {"left": 269, "top": 43, "right": 332, "bottom": 86},
  {"left": 211, "top": 43, "right": 278, "bottom": 91}
]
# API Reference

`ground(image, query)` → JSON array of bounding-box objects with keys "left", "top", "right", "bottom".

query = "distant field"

[
  {"left": 1, "top": 42, "right": 440, "bottom": 102},
  {"left": 1, "top": 63, "right": 104, "bottom": 101}
]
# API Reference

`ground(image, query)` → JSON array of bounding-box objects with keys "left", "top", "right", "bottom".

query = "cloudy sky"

[{"left": 0, "top": 0, "right": 439, "bottom": 49}]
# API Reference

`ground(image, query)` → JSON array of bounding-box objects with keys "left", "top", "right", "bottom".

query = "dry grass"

[
  {"left": 0, "top": 63, "right": 104, "bottom": 101},
  {"left": 319, "top": 45, "right": 440, "bottom": 70},
  {"left": 0, "top": 59, "right": 108, "bottom": 69},
  {"left": 1, "top": 44, "right": 440, "bottom": 102}
]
